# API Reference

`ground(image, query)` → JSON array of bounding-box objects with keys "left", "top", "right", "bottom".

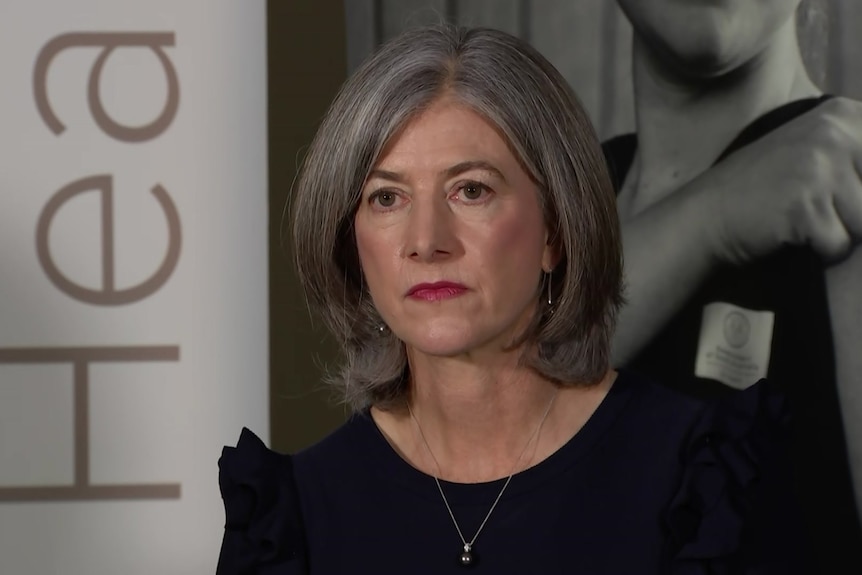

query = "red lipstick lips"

[{"left": 407, "top": 281, "right": 467, "bottom": 301}]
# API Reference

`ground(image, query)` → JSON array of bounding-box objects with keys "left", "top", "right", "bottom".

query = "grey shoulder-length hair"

[{"left": 291, "top": 24, "right": 624, "bottom": 411}]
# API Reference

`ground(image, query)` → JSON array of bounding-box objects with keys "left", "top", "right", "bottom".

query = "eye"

[
  {"left": 368, "top": 189, "right": 399, "bottom": 208},
  {"left": 457, "top": 181, "right": 489, "bottom": 202}
]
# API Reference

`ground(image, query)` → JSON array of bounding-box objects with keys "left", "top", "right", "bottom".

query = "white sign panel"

[{"left": 0, "top": 1, "right": 268, "bottom": 573}]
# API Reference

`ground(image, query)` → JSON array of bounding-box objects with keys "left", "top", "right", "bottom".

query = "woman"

[
  {"left": 604, "top": 0, "right": 862, "bottom": 567},
  {"left": 217, "top": 24, "right": 809, "bottom": 574}
]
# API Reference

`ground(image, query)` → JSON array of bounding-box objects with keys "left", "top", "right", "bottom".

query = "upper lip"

[{"left": 406, "top": 281, "right": 467, "bottom": 296}]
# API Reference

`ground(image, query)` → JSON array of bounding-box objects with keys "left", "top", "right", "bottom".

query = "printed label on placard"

[{"left": 694, "top": 302, "right": 775, "bottom": 389}]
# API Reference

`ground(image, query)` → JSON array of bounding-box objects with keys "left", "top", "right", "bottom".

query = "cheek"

[
  {"left": 354, "top": 225, "right": 398, "bottom": 295},
  {"left": 487, "top": 214, "right": 546, "bottom": 277}
]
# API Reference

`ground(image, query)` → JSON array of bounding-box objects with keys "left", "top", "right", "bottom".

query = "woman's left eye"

[{"left": 457, "top": 181, "right": 488, "bottom": 201}]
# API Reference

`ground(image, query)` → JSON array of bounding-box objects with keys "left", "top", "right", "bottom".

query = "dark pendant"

[{"left": 459, "top": 544, "right": 476, "bottom": 568}]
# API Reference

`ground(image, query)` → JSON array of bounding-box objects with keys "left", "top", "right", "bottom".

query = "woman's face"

[
  {"left": 354, "top": 97, "right": 554, "bottom": 361},
  {"left": 617, "top": 0, "right": 801, "bottom": 78}
]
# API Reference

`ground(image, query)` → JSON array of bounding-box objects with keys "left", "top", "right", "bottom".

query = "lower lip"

[{"left": 408, "top": 287, "right": 467, "bottom": 301}]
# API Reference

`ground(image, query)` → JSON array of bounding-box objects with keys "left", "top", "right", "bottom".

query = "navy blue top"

[{"left": 217, "top": 371, "right": 811, "bottom": 574}]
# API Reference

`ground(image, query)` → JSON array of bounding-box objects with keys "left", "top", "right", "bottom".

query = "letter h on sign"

[{"left": 0, "top": 348, "right": 181, "bottom": 502}]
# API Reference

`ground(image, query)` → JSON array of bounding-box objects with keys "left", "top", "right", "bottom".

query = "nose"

[{"left": 402, "top": 193, "right": 459, "bottom": 262}]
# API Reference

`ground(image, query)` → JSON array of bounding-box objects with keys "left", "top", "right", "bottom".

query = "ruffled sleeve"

[
  {"left": 216, "top": 428, "right": 308, "bottom": 575},
  {"left": 665, "top": 380, "right": 813, "bottom": 574}
]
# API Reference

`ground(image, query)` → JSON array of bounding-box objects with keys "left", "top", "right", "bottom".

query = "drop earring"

[{"left": 546, "top": 269, "right": 554, "bottom": 312}]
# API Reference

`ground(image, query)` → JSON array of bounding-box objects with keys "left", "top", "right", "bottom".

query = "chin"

[
  {"left": 407, "top": 337, "right": 475, "bottom": 359},
  {"left": 400, "top": 324, "right": 482, "bottom": 358},
  {"left": 659, "top": 36, "right": 746, "bottom": 80}
]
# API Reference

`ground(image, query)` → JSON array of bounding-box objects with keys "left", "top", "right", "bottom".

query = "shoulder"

[
  {"left": 615, "top": 368, "right": 790, "bottom": 449},
  {"left": 291, "top": 410, "right": 378, "bottom": 476},
  {"left": 215, "top": 416, "right": 378, "bottom": 574},
  {"left": 613, "top": 369, "right": 708, "bottom": 444},
  {"left": 656, "top": 377, "right": 814, "bottom": 572},
  {"left": 216, "top": 428, "right": 307, "bottom": 575},
  {"left": 612, "top": 371, "right": 811, "bottom": 570}
]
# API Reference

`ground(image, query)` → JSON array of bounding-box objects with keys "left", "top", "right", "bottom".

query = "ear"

[{"left": 542, "top": 230, "right": 561, "bottom": 273}]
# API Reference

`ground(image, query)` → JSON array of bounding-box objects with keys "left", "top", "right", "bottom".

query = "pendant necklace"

[{"left": 408, "top": 389, "right": 558, "bottom": 568}]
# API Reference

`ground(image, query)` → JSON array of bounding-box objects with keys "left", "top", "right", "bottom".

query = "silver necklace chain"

[{"left": 408, "top": 389, "right": 558, "bottom": 561}]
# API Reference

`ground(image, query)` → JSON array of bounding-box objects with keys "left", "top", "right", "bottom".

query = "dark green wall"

[{"left": 268, "top": 0, "right": 347, "bottom": 452}]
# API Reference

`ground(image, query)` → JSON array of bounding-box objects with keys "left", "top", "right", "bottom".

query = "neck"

[
  {"left": 622, "top": 18, "right": 821, "bottom": 215},
  {"left": 369, "top": 347, "right": 615, "bottom": 483},
  {"left": 406, "top": 351, "right": 557, "bottom": 482}
]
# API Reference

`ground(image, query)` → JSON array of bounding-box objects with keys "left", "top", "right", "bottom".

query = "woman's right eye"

[{"left": 369, "top": 190, "right": 398, "bottom": 208}]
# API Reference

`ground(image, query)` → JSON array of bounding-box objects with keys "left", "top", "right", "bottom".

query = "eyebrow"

[{"left": 367, "top": 160, "right": 507, "bottom": 184}]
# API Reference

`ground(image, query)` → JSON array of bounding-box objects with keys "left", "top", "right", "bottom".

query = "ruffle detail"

[
  {"left": 666, "top": 380, "right": 792, "bottom": 574},
  {"left": 216, "top": 428, "right": 307, "bottom": 575}
]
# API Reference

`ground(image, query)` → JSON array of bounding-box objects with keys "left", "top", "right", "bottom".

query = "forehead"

[{"left": 373, "top": 97, "right": 518, "bottom": 172}]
